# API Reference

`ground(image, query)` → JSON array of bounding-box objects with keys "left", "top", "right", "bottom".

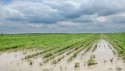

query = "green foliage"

[
  {"left": 75, "top": 62, "right": 80, "bottom": 68},
  {"left": 0, "top": 33, "right": 91, "bottom": 51},
  {"left": 0, "top": 33, "right": 100, "bottom": 62},
  {"left": 106, "top": 33, "right": 125, "bottom": 60},
  {"left": 87, "top": 55, "right": 97, "bottom": 66}
]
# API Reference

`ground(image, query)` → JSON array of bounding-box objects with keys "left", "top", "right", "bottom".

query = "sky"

[{"left": 0, "top": 0, "right": 125, "bottom": 34}]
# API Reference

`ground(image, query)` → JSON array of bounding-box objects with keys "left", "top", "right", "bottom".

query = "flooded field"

[
  {"left": 0, "top": 0, "right": 125, "bottom": 70},
  {"left": 0, "top": 39, "right": 125, "bottom": 71}
]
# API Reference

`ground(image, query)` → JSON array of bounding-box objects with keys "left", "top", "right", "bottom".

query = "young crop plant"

[
  {"left": 52, "top": 55, "right": 65, "bottom": 64},
  {"left": 0, "top": 33, "right": 92, "bottom": 51},
  {"left": 29, "top": 61, "right": 33, "bottom": 65},
  {"left": 68, "top": 35, "right": 99, "bottom": 62},
  {"left": 92, "top": 42, "right": 98, "bottom": 52},
  {"left": 87, "top": 55, "right": 97, "bottom": 66},
  {"left": 106, "top": 33, "right": 125, "bottom": 60},
  {"left": 75, "top": 62, "right": 80, "bottom": 68},
  {"left": 52, "top": 60, "right": 57, "bottom": 64}
]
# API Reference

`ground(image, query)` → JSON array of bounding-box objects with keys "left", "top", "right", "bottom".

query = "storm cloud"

[{"left": 0, "top": 0, "right": 125, "bottom": 33}]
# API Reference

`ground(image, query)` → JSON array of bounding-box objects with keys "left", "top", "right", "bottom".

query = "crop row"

[
  {"left": 0, "top": 33, "right": 91, "bottom": 51},
  {"left": 42, "top": 34, "right": 99, "bottom": 63},
  {"left": 106, "top": 33, "right": 125, "bottom": 59}
]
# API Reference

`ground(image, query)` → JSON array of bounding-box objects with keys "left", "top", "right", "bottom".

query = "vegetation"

[
  {"left": 52, "top": 55, "right": 65, "bottom": 64},
  {"left": 106, "top": 33, "right": 125, "bottom": 60},
  {"left": 29, "top": 61, "right": 33, "bottom": 65},
  {"left": 75, "top": 62, "right": 80, "bottom": 68},
  {"left": 0, "top": 33, "right": 91, "bottom": 51},
  {"left": 87, "top": 55, "right": 97, "bottom": 66},
  {"left": 67, "top": 34, "right": 99, "bottom": 62},
  {"left": 0, "top": 33, "right": 100, "bottom": 65},
  {"left": 0, "top": 33, "right": 125, "bottom": 71},
  {"left": 92, "top": 42, "right": 98, "bottom": 52}
]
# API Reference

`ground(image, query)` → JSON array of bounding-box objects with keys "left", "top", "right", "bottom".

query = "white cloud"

[
  {"left": 96, "top": 16, "right": 106, "bottom": 23},
  {"left": 27, "top": 23, "right": 44, "bottom": 28},
  {"left": 58, "top": 21, "right": 80, "bottom": 26}
]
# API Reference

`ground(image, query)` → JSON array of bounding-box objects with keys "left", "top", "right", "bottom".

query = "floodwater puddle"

[{"left": 82, "top": 39, "right": 125, "bottom": 71}]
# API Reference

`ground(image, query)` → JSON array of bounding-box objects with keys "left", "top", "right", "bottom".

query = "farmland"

[
  {"left": 106, "top": 33, "right": 125, "bottom": 60},
  {"left": 0, "top": 33, "right": 125, "bottom": 71},
  {"left": 0, "top": 33, "right": 96, "bottom": 51}
]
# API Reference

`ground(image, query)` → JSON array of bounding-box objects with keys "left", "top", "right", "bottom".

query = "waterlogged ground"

[
  {"left": 82, "top": 39, "right": 125, "bottom": 71},
  {"left": 0, "top": 39, "right": 125, "bottom": 71}
]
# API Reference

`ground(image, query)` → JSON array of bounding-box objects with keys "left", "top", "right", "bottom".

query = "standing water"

[
  {"left": 83, "top": 39, "right": 125, "bottom": 71},
  {"left": 0, "top": 39, "right": 125, "bottom": 71}
]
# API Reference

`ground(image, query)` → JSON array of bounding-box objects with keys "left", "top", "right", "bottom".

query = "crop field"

[
  {"left": 0, "top": 33, "right": 125, "bottom": 71},
  {"left": 106, "top": 33, "right": 125, "bottom": 60}
]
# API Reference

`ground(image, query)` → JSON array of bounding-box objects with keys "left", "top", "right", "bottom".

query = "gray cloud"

[
  {"left": 111, "top": 16, "right": 125, "bottom": 23},
  {"left": 0, "top": 0, "right": 125, "bottom": 33}
]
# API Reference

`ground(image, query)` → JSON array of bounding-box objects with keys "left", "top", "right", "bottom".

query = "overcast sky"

[{"left": 0, "top": 0, "right": 125, "bottom": 34}]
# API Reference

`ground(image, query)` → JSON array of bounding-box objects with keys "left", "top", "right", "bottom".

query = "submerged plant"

[
  {"left": 52, "top": 60, "right": 57, "bottom": 64},
  {"left": 42, "top": 68, "right": 49, "bottom": 71},
  {"left": 29, "top": 61, "right": 33, "bottom": 65},
  {"left": 116, "top": 66, "right": 122, "bottom": 71},
  {"left": 110, "top": 58, "right": 113, "bottom": 62},
  {"left": 75, "top": 62, "right": 80, "bottom": 68},
  {"left": 39, "top": 62, "right": 42, "bottom": 66},
  {"left": 87, "top": 55, "right": 97, "bottom": 66}
]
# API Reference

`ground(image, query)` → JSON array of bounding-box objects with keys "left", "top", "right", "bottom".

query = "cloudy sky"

[{"left": 0, "top": 0, "right": 125, "bottom": 33}]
